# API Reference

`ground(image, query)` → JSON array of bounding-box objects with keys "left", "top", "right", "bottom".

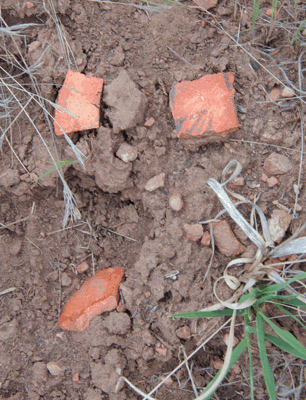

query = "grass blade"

[
  {"left": 258, "top": 310, "right": 306, "bottom": 359},
  {"left": 34, "top": 160, "right": 78, "bottom": 182},
  {"left": 244, "top": 314, "right": 254, "bottom": 400},
  {"left": 260, "top": 272, "right": 306, "bottom": 294},
  {"left": 172, "top": 309, "right": 247, "bottom": 318},
  {"left": 291, "top": 21, "right": 306, "bottom": 44},
  {"left": 265, "top": 334, "right": 306, "bottom": 360},
  {"left": 256, "top": 312, "right": 277, "bottom": 400},
  {"left": 273, "top": 302, "right": 306, "bottom": 330}
]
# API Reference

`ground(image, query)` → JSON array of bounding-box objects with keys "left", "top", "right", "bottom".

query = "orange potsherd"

[
  {"left": 169, "top": 72, "right": 239, "bottom": 138},
  {"left": 54, "top": 70, "right": 103, "bottom": 136},
  {"left": 58, "top": 267, "right": 124, "bottom": 331}
]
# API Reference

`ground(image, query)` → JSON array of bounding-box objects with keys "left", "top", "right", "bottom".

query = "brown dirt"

[{"left": 1, "top": 1, "right": 306, "bottom": 399}]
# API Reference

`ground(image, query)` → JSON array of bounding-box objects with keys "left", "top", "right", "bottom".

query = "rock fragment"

[
  {"left": 183, "top": 223, "right": 204, "bottom": 242},
  {"left": 201, "top": 231, "right": 211, "bottom": 246},
  {"left": 76, "top": 261, "right": 90, "bottom": 274},
  {"left": 268, "top": 209, "right": 292, "bottom": 243},
  {"left": 282, "top": 87, "right": 295, "bottom": 98},
  {"left": 47, "top": 361, "right": 65, "bottom": 376},
  {"left": 169, "top": 194, "right": 183, "bottom": 211},
  {"left": 116, "top": 143, "right": 138, "bottom": 163},
  {"left": 176, "top": 326, "right": 191, "bottom": 340},
  {"left": 145, "top": 173, "right": 165, "bottom": 191},
  {"left": 263, "top": 153, "right": 292, "bottom": 175},
  {"left": 212, "top": 220, "right": 245, "bottom": 257},
  {"left": 61, "top": 272, "right": 72, "bottom": 287}
]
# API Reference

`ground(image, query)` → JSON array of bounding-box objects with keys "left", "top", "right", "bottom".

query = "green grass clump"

[{"left": 172, "top": 273, "right": 306, "bottom": 400}]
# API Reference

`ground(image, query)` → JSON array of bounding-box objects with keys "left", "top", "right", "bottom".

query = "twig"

[
  {"left": 167, "top": 46, "right": 194, "bottom": 67},
  {"left": 101, "top": 226, "right": 141, "bottom": 243},
  {"left": 46, "top": 222, "right": 87, "bottom": 236},
  {"left": 230, "top": 139, "right": 306, "bottom": 154},
  {"left": 25, "top": 236, "right": 42, "bottom": 254}
]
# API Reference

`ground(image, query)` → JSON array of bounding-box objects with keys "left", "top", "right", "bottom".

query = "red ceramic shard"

[
  {"left": 54, "top": 70, "right": 103, "bottom": 136},
  {"left": 58, "top": 268, "right": 124, "bottom": 332},
  {"left": 169, "top": 72, "right": 239, "bottom": 138}
]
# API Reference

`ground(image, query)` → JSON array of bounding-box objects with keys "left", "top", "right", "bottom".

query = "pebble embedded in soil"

[
  {"left": 266, "top": 88, "right": 281, "bottom": 103},
  {"left": 282, "top": 86, "right": 295, "bottom": 98},
  {"left": 267, "top": 176, "right": 279, "bottom": 188},
  {"left": 201, "top": 231, "right": 211, "bottom": 246},
  {"left": 155, "top": 344, "right": 167, "bottom": 356},
  {"left": 176, "top": 325, "right": 191, "bottom": 340},
  {"left": 145, "top": 173, "right": 165, "bottom": 191},
  {"left": 223, "top": 333, "right": 239, "bottom": 347},
  {"left": 72, "top": 372, "right": 79, "bottom": 382},
  {"left": 61, "top": 272, "right": 72, "bottom": 287},
  {"left": 169, "top": 193, "right": 183, "bottom": 211},
  {"left": 183, "top": 223, "right": 204, "bottom": 242},
  {"left": 116, "top": 142, "right": 138, "bottom": 163},
  {"left": 47, "top": 361, "right": 65, "bottom": 376},
  {"left": 193, "top": 0, "right": 218, "bottom": 10},
  {"left": 212, "top": 220, "right": 245, "bottom": 257},
  {"left": 144, "top": 117, "right": 155, "bottom": 127},
  {"left": 76, "top": 261, "right": 90, "bottom": 274},
  {"left": 263, "top": 153, "right": 292, "bottom": 175},
  {"left": 268, "top": 209, "right": 292, "bottom": 244}
]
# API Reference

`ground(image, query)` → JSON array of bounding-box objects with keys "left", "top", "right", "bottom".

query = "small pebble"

[
  {"left": 263, "top": 153, "right": 292, "bottom": 175},
  {"left": 72, "top": 372, "right": 79, "bottom": 382},
  {"left": 213, "top": 360, "right": 223, "bottom": 370},
  {"left": 261, "top": 173, "right": 268, "bottom": 182},
  {"left": 268, "top": 209, "right": 292, "bottom": 243},
  {"left": 282, "top": 86, "right": 295, "bottom": 98},
  {"left": 266, "top": 88, "right": 281, "bottom": 103},
  {"left": 212, "top": 220, "right": 245, "bottom": 257},
  {"left": 116, "top": 143, "right": 138, "bottom": 163},
  {"left": 144, "top": 117, "right": 155, "bottom": 127},
  {"left": 201, "top": 231, "right": 211, "bottom": 246},
  {"left": 267, "top": 176, "right": 278, "bottom": 187},
  {"left": 176, "top": 326, "right": 191, "bottom": 340},
  {"left": 28, "top": 41, "right": 41, "bottom": 54},
  {"left": 163, "top": 377, "right": 174, "bottom": 386},
  {"left": 232, "top": 177, "right": 244, "bottom": 186},
  {"left": 61, "top": 272, "right": 72, "bottom": 287},
  {"left": 145, "top": 173, "right": 165, "bottom": 191},
  {"left": 76, "top": 57, "right": 83, "bottom": 66},
  {"left": 156, "top": 344, "right": 167, "bottom": 356},
  {"left": 169, "top": 194, "right": 183, "bottom": 211},
  {"left": 223, "top": 333, "right": 239, "bottom": 347},
  {"left": 183, "top": 223, "right": 203, "bottom": 242},
  {"left": 76, "top": 261, "right": 90, "bottom": 274},
  {"left": 47, "top": 361, "right": 65, "bottom": 376}
]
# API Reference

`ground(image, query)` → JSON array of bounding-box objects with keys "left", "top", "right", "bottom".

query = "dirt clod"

[{"left": 104, "top": 69, "right": 148, "bottom": 133}]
